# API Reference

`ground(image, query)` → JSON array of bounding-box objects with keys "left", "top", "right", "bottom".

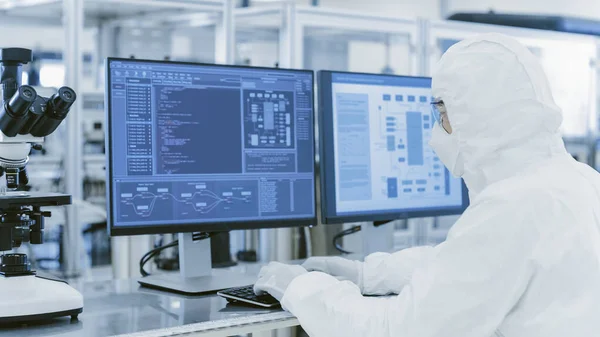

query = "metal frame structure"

[
  {"left": 3, "top": 0, "right": 600, "bottom": 275},
  {"left": 0, "top": 0, "right": 235, "bottom": 278},
  {"left": 234, "top": 5, "right": 600, "bottom": 254},
  {"left": 235, "top": 4, "right": 421, "bottom": 72},
  {"left": 234, "top": 3, "right": 423, "bottom": 259},
  {"left": 293, "top": 6, "right": 420, "bottom": 72},
  {"left": 63, "top": 0, "right": 85, "bottom": 277}
]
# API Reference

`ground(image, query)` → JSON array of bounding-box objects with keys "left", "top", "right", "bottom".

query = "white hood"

[
  {"left": 431, "top": 33, "right": 568, "bottom": 198},
  {"left": 275, "top": 36, "right": 600, "bottom": 337}
]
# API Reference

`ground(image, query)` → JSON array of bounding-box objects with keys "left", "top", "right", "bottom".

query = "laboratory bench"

[{"left": 0, "top": 277, "right": 299, "bottom": 337}]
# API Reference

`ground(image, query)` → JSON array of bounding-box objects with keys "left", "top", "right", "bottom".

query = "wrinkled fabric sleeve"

[
  {"left": 361, "top": 246, "right": 436, "bottom": 295},
  {"left": 282, "top": 200, "right": 536, "bottom": 337}
]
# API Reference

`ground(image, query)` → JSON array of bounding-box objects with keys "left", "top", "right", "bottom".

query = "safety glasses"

[{"left": 430, "top": 98, "right": 451, "bottom": 134}]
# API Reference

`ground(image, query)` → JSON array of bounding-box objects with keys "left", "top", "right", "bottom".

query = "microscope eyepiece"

[
  {"left": 56, "top": 87, "right": 76, "bottom": 105},
  {"left": 49, "top": 87, "right": 76, "bottom": 118},
  {"left": 8, "top": 85, "right": 36, "bottom": 113},
  {"left": 29, "top": 86, "right": 76, "bottom": 137},
  {"left": 0, "top": 85, "right": 37, "bottom": 137},
  {"left": 8, "top": 85, "right": 37, "bottom": 111},
  {"left": 20, "top": 86, "right": 34, "bottom": 99}
]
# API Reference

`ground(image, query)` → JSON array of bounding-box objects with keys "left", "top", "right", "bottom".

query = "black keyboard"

[{"left": 217, "top": 285, "right": 280, "bottom": 308}]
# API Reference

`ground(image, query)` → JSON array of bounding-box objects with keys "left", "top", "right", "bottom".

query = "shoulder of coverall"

[{"left": 448, "top": 176, "right": 558, "bottom": 240}]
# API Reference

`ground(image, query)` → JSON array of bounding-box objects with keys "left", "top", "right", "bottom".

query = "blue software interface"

[
  {"left": 107, "top": 60, "right": 315, "bottom": 228},
  {"left": 329, "top": 72, "right": 464, "bottom": 216}
]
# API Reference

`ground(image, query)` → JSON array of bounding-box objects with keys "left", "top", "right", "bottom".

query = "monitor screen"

[
  {"left": 106, "top": 59, "right": 316, "bottom": 235},
  {"left": 318, "top": 71, "right": 468, "bottom": 224}
]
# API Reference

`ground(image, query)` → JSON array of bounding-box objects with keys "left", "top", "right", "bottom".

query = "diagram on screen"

[
  {"left": 333, "top": 78, "right": 464, "bottom": 215},
  {"left": 372, "top": 93, "right": 448, "bottom": 199},
  {"left": 243, "top": 90, "right": 295, "bottom": 149},
  {"left": 116, "top": 180, "right": 259, "bottom": 222}
]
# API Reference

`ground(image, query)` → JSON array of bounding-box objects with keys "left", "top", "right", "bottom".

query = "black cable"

[
  {"left": 140, "top": 240, "right": 178, "bottom": 277},
  {"left": 332, "top": 225, "right": 361, "bottom": 255},
  {"left": 139, "top": 232, "right": 216, "bottom": 277}
]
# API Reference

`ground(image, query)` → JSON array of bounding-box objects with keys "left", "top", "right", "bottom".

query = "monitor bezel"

[
  {"left": 106, "top": 57, "right": 318, "bottom": 236},
  {"left": 317, "top": 70, "right": 469, "bottom": 225}
]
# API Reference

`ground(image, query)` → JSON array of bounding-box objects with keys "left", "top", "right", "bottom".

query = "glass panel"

[
  {"left": 171, "top": 26, "right": 217, "bottom": 64},
  {"left": 304, "top": 27, "right": 412, "bottom": 75},
  {"left": 39, "top": 62, "right": 65, "bottom": 88},
  {"left": 235, "top": 28, "right": 280, "bottom": 68},
  {"left": 118, "top": 27, "right": 173, "bottom": 60},
  {"left": 303, "top": 27, "right": 416, "bottom": 250},
  {"left": 536, "top": 45, "right": 595, "bottom": 137}
]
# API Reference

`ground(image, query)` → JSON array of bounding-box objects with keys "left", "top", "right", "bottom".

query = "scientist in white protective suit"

[{"left": 253, "top": 33, "right": 600, "bottom": 337}]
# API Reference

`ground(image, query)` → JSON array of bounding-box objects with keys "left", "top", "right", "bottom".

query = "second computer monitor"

[{"left": 318, "top": 71, "right": 468, "bottom": 224}]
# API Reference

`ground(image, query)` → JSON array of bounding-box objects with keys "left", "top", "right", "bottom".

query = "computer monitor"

[
  {"left": 105, "top": 58, "right": 316, "bottom": 293},
  {"left": 318, "top": 70, "right": 468, "bottom": 224}
]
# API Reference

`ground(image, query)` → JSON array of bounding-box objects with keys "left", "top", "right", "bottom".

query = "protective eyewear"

[{"left": 430, "top": 98, "right": 450, "bottom": 133}]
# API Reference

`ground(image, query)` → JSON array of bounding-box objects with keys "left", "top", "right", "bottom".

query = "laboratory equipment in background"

[
  {"left": 0, "top": 48, "right": 82, "bottom": 322},
  {"left": 82, "top": 91, "right": 105, "bottom": 156},
  {"left": 448, "top": 12, "right": 600, "bottom": 37},
  {"left": 106, "top": 58, "right": 317, "bottom": 294},
  {"left": 317, "top": 71, "right": 469, "bottom": 253}
]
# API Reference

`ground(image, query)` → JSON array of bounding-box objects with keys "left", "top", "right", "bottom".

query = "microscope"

[{"left": 0, "top": 48, "right": 82, "bottom": 322}]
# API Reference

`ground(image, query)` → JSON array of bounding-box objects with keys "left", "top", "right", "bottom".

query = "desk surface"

[{"left": 0, "top": 278, "right": 297, "bottom": 337}]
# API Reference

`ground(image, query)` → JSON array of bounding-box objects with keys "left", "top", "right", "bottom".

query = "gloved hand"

[
  {"left": 302, "top": 256, "right": 364, "bottom": 291},
  {"left": 253, "top": 262, "right": 308, "bottom": 301}
]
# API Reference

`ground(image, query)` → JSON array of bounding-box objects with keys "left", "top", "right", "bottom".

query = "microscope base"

[{"left": 0, "top": 274, "right": 83, "bottom": 323}]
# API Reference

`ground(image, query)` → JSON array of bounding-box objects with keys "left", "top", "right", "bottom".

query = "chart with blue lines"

[
  {"left": 116, "top": 181, "right": 259, "bottom": 222},
  {"left": 107, "top": 60, "right": 316, "bottom": 227}
]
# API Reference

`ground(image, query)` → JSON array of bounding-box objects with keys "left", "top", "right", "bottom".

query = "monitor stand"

[
  {"left": 138, "top": 233, "right": 256, "bottom": 295},
  {"left": 361, "top": 221, "right": 394, "bottom": 255}
]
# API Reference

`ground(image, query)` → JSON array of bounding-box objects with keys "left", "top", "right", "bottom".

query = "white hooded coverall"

[{"left": 281, "top": 34, "right": 600, "bottom": 336}]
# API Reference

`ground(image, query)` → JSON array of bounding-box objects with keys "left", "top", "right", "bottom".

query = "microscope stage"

[{"left": 0, "top": 192, "right": 71, "bottom": 208}]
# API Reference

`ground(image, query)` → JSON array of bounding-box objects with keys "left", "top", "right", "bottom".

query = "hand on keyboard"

[{"left": 218, "top": 285, "right": 280, "bottom": 308}]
